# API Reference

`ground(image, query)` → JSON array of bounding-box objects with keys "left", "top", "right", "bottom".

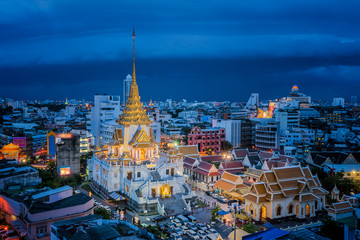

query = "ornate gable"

[{"left": 129, "top": 128, "right": 154, "bottom": 148}]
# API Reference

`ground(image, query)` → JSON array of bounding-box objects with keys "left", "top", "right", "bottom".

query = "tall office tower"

[
  {"left": 123, "top": 74, "right": 132, "bottom": 105},
  {"left": 245, "top": 93, "right": 259, "bottom": 109},
  {"left": 351, "top": 96, "right": 358, "bottom": 105},
  {"left": 332, "top": 97, "right": 345, "bottom": 108},
  {"left": 90, "top": 95, "right": 121, "bottom": 145}
]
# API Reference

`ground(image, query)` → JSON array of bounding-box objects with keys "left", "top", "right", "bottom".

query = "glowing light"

[
  {"left": 60, "top": 167, "right": 71, "bottom": 176},
  {"left": 353, "top": 170, "right": 356, "bottom": 174}
]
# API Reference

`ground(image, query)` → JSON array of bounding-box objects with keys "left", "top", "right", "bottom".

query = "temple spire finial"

[{"left": 132, "top": 27, "right": 136, "bottom": 83}]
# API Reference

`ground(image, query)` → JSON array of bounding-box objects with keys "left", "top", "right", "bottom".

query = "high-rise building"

[
  {"left": 55, "top": 133, "right": 80, "bottom": 175},
  {"left": 253, "top": 119, "right": 280, "bottom": 151},
  {"left": 332, "top": 97, "right": 345, "bottom": 107},
  {"left": 351, "top": 96, "right": 358, "bottom": 106},
  {"left": 89, "top": 95, "right": 121, "bottom": 145},
  {"left": 245, "top": 93, "right": 259, "bottom": 109},
  {"left": 212, "top": 119, "right": 256, "bottom": 148},
  {"left": 123, "top": 74, "right": 132, "bottom": 105}
]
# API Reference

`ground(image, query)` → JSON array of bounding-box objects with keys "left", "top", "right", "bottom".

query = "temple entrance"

[
  {"left": 141, "top": 149, "right": 146, "bottom": 160},
  {"left": 305, "top": 204, "right": 310, "bottom": 217},
  {"left": 160, "top": 183, "right": 171, "bottom": 198},
  {"left": 260, "top": 205, "right": 267, "bottom": 220},
  {"left": 151, "top": 188, "right": 156, "bottom": 198}
]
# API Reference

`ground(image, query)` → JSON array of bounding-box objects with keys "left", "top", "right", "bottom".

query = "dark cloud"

[{"left": 0, "top": 0, "right": 360, "bottom": 101}]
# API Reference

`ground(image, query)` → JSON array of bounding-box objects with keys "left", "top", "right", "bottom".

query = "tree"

[
  {"left": 210, "top": 204, "right": 221, "bottom": 222},
  {"left": 222, "top": 141, "right": 233, "bottom": 151},
  {"left": 320, "top": 216, "right": 344, "bottom": 240},
  {"left": 243, "top": 222, "right": 257, "bottom": 234},
  {"left": 94, "top": 207, "right": 111, "bottom": 219}
]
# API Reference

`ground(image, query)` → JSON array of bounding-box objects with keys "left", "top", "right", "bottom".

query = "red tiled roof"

[
  {"left": 259, "top": 151, "right": 273, "bottom": 159},
  {"left": 183, "top": 157, "right": 196, "bottom": 166},
  {"left": 234, "top": 149, "right": 248, "bottom": 158},
  {"left": 220, "top": 161, "right": 244, "bottom": 170},
  {"left": 266, "top": 160, "right": 286, "bottom": 169},
  {"left": 201, "top": 155, "right": 224, "bottom": 162},
  {"left": 194, "top": 168, "right": 220, "bottom": 176},
  {"left": 197, "top": 161, "right": 214, "bottom": 171}
]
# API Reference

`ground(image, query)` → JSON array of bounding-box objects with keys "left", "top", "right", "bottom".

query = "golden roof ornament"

[{"left": 117, "top": 28, "right": 152, "bottom": 126}]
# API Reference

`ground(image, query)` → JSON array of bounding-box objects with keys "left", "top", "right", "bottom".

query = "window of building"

[
  {"left": 36, "top": 225, "right": 47, "bottom": 235},
  {"left": 171, "top": 168, "right": 175, "bottom": 176},
  {"left": 114, "top": 172, "right": 118, "bottom": 178},
  {"left": 114, "top": 183, "right": 118, "bottom": 189},
  {"left": 137, "top": 172, "right": 141, "bottom": 178},
  {"left": 166, "top": 169, "right": 170, "bottom": 175},
  {"left": 127, "top": 172, "right": 133, "bottom": 180},
  {"left": 347, "top": 173, "right": 351, "bottom": 176}
]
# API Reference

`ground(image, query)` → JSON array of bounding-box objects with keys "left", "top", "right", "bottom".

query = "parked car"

[
  {"left": 198, "top": 230, "right": 207, "bottom": 239},
  {"left": 166, "top": 222, "right": 176, "bottom": 229},
  {"left": 205, "top": 191, "right": 212, "bottom": 196},
  {"left": 196, "top": 223, "right": 208, "bottom": 231},
  {"left": 170, "top": 232, "right": 182, "bottom": 240},
  {"left": 172, "top": 227, "right": 184, "bottom": 236},
  {"left": 172, "top": 219, "right": 182, "bottom": 227},
  {"left": 185, "top": 222, "right": 197, "bottom": 231},
  {"left": 186, "top": 230, "right": 200, "bottom": 240},
  {"left": 180, "top": 225, "right": 189, "bottom": 234},
  {"left": 206, "top": 228, "right": 217, "bottom": 235}
]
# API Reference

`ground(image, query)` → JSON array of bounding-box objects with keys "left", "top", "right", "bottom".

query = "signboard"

[
  {"left": 47, "top": 131, "right": 56, "bottom": 156},
  {"left": 13, "top": 137, "right": 26, "bottom": 147},
  {"left": 59, "top": 167, "right": 71, "bottom": 176}
]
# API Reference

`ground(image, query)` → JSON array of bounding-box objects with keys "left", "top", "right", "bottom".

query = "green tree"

[
  {"left": 94, "top": 207, "right": 111, "bottom": 219},
  {"left": 210, "top": 204, "right": 221, "bottom": 222},
  {"left": 243, "top": 222, "right": 257, "bottom": 234}
]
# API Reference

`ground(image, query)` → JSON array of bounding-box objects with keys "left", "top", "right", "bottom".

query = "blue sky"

[{"left": 1, "top": 0, "right": 360, "bottom": 102}]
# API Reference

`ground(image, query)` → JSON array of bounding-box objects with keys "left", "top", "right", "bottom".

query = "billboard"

[
  {"left": 13, "top": 137, "right": 26, "bottom": 147},
  {"left": 47, "top": 131, "right": 56, "bottom": 156},
  {"left": 59, "top": 167, "right": 71, "bottom": 176}
]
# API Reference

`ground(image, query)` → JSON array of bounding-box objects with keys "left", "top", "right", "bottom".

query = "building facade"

[
  {"left": 243, "top": 166, "right": 328, "bottom": 221},
  {"left": 55, "top": 134, "right": 80, "bottom": 175},
  {"left": 188, "top": 127, "right": 225, "bottom": 153}
]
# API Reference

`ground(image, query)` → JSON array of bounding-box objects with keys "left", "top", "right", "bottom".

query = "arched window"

[
  {"left": 288, "top": 204, "right": 294, "bottom": 214},
  {"left": 250, "top": 204, "right": 254, "bottom": 215},
  {"left": 296, "top": 205, "right": 299, "bottom": 215},
  {"left": 246, "top": 205, "right": 248, "bottom": 212},
  {"left": 276, "top": 205, "right": 282, "bottom": 216},
  {"left": 312, "top": 205, "right": 314, "bottom": 214},
  {"left": 255, "top": 208, "right": 257, "bottom": 218},
  {"left": 315, "top": 201, "right": 318, "bottom": 210},
  {"left": 305, "top": 204, "right": 310, "bottom": 216}
]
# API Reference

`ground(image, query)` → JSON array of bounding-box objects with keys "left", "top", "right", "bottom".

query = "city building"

[
  {"left": 243, "top": 166, "right": 328, "bottom": 221},
  {"left": 55, "top": 133, "right": 81, "bottom": 175},
  {"left": 274, "top": 108, "right": 300, "bottom": 134},
  {"left": 214, "top": 171, "right": 248, "bottom": 199},
  {"left": 332, "top": 97, "right": 345, "bottom": 108},
  {"left": 51, "top": 215, "right": 120, "bottom": 240},
  {"left": 187, "top": 127, "right": 225, "bottom": 154},
  {"left": 287, "top": 85, "right": 311, "bottom": 104},
  {"left": 0, "top": 186, "right": 94, "bottom": 240},
  {"left": 213, "top": 119, "right": 256, "bottom": 148},
  {"left": 70, "top": 129, "right": 94, "bottom": 155},
  {"left": 253, "top": 119, "right": 280, "bottom": 151},
  {"left": 123, "top": 74, "right": 132, "bottom": 105},
  {"left": 91, "top": 31, "right": 195, "bottom": 214},
  {"left": 0, "top": 166, "right": 41, "bottom": 190},
  {"left": 90, "top": 94, "right": 121, "bottom": 145}
]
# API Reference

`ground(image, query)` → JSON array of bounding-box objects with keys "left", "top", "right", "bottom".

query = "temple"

[{"left": 91, "top": 29, "right": 195, "bottom": 214}]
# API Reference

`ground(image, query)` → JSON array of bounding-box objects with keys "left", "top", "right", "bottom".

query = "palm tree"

[{"left": 210, "top": 204, "right": 221, "bottom": 222}]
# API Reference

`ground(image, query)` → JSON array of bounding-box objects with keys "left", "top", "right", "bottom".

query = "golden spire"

[
  {"left": 129, "top": 27, "right": 139, "bottom": 98},
  {"left": 117, "top": 28, "right": 152, "bottom": 126}
]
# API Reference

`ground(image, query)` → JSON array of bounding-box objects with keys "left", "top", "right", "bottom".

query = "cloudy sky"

[{"left": 1, "top": 0, "right": 360, "bottom": 102}]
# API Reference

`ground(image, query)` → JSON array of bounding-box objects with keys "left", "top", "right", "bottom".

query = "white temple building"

[{"left": 91, "top": 29, "right": 195, "bottom": 214}]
